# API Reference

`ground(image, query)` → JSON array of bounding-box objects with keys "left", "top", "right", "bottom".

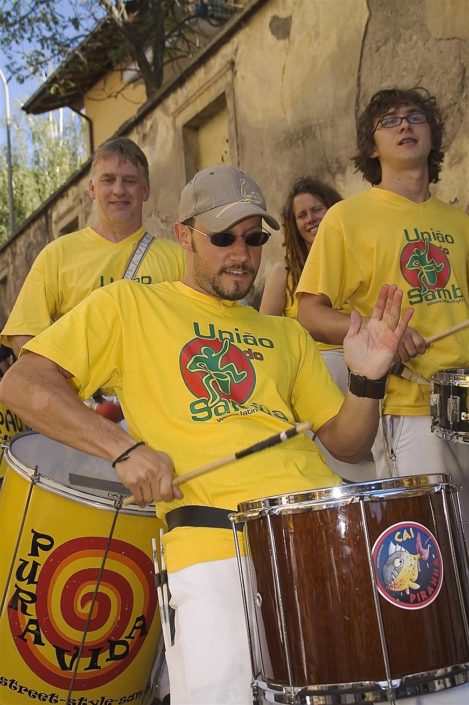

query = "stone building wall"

[{"left": 1, "top": 0, "right": 468, "bottom": 325}]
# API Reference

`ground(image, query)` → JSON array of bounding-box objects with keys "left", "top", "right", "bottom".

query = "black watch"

[{"left": 348, "top": 370, "right": 387, "bottom": 399}]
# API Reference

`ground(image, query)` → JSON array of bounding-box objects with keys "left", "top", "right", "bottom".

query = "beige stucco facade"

[
  {"left": 85, "top": 67, "right": 147, "bottom": 150},
  {"left": 1, "top": 0, "right": 468, "bottom": 325}
]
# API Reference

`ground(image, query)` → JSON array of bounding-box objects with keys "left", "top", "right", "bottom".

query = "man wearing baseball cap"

[{"left": 0, "top": 165, "right": 412, "bottom": 704}]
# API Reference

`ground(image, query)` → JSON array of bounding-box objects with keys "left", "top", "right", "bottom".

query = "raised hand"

[{"left": 343, "top": 285, "right": 414, "bottom": 379}]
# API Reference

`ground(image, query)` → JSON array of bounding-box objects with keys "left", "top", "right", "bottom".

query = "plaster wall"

[
  {"left": 1, "top": 0, "right": 468, "bottom": 321},
  {"left": 85, "top": 69, "right": 147, "bottom": 149}
]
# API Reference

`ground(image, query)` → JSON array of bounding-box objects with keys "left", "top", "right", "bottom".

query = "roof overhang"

[{"left": 22, "top": 17, "right": 126, "bottom": 114}]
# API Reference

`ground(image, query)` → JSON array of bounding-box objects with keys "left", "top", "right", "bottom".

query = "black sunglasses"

[{"left": 186, "top": 224, "right": 271, "bottom": 247}]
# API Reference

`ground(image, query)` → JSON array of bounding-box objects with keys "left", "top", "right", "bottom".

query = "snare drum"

[
  {"left": 232, "top": 476, "right": 469, "bottom": 704},
  {"left": 0, "top": 431, "right": 163, "bottom": 705},
  {"left": 431, "top": 368, "right": 469, "bottom": 443}
]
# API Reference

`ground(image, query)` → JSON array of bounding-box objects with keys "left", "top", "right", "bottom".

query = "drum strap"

[
  {"left": 92, "top": 232, "right": 154, "bottom": 403},
  {"left": 166, "top": 505, "right": 243, "bottom": 532},
  {"left": 121, "top": 231, "right": 155, "bottom": 280}
]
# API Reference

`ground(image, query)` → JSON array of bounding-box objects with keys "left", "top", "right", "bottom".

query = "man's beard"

[{"left": 193, "top": 257, "right": 256, "bottom": 301}]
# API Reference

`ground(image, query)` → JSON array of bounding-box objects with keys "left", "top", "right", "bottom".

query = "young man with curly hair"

[{"left": 297, "top": 87, "right": 469, "bottom": 540}]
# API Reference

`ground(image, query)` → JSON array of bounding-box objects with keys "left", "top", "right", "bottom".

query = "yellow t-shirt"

[
  {"left": 297, "top": 188, "right": 469, "bottom": 415},
  {"left": 24, "top": 280, "right": 344, "bottom": 571},
  {"left": 284, "top": 273, "right": 350, "bottom": 351},
  {"left": 1, "top": 227, "right": 185, "bottom": 342}
]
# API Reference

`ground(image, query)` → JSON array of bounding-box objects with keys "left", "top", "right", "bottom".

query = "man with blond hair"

[{"left": 1, "top": 136, "right": 185, "bottom": 357}]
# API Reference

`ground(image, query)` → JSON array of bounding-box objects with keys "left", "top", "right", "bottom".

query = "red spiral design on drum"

[
  {"left": 60, "top": 570, "right": 114, "bottom": 632},
  {"left": 8, "top": 536, "right": 158, "bottom": 690}
]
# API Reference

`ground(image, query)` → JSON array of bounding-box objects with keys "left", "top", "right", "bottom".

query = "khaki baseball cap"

[{"left": 178, "top": 165, "right": 280, "bottom": 231}]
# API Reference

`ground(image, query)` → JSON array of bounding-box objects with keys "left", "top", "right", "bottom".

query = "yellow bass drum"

[{"left": 0, "top": 431, "right": 163, "bottom": 705}]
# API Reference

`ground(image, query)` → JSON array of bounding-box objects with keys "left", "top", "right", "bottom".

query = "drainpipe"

[
  {"left": 70, "top": 106, "right": 94, "bottom": 156},
  {"left": 0, "top": 67, "right": 15, "bottom": 237}
]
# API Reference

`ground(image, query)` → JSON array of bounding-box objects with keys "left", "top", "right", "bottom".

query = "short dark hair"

[
  {"left": 282, "top": 177, "right": 342, "bottom": 299},
  {"left": 353, "top": 87, "right": 445, "bottom": 185},
  {"left": 91, "top": 137, "right": 149, "bottom": 181}
]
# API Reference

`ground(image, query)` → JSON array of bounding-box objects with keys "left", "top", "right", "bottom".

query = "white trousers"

[
  {"left": 166, "top": 557, "right": 252, "bottom": 705},
  {"left": 374, "top": 414, "right": 469, "bottom": 539}
]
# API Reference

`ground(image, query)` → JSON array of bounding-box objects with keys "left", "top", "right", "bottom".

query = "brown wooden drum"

[{"left": 231, "top": 475, "right": 469, "bottom": 704}]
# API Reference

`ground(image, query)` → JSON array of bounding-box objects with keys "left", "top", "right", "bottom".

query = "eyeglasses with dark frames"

[
  {"left": 372, "top": 112, "right": 427, "bottom": 134},
  {"left": 186, "top": 224, "right": 271, "bottom": 247}
]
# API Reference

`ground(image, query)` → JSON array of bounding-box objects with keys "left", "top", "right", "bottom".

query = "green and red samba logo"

[
  {"left": 180, "top": 338, "right": 256, "bottom": 407},
  {"left": 400, "top": 241, "right": 450, "bottom": 294}
]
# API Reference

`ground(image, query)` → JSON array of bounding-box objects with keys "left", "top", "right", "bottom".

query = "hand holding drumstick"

[
  {"left": 114, "top": 443, "right": 182, "bottom": 505},
  {"left": 121, "top": 421, "right": 313, "bottom": 507},
  {"left": 395, "top": 318, "right": 469, "bottom": 363}
]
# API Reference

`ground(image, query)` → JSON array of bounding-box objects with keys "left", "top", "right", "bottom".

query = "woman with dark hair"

[
  {"left": 260, "top": 178, "right": 342, "bottom": 314},
  {"left": 260, "top": 177, "right": 348, "bottom": 384}
]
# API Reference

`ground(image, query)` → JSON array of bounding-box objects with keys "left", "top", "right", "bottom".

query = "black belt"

[{"left": 165, "top": 505, "right": 242, "bottom": 532}]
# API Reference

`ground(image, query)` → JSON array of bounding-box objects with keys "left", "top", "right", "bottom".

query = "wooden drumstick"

[
  {"left": 425, "top": 319, "right": 469, "bottom": 345},
  {"left": 122, "top": 421, "right": 313, "bottom": 506}
]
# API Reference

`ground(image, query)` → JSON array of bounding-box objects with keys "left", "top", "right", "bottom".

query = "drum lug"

[
  {"left": 251, "top": 683, "right": 262, "bottom": 705},
  {"left": 430, "top": 393, "right": 440, "bottom": 422},
  {"left": 447, "top": 395, "right": 460, "bottom": 426}
]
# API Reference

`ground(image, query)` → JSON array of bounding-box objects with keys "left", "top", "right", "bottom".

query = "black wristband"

[
  {"left": 348, "top": 370, "right": 387, "bottom": 399},
  {"left": 111, "top": 441, "right": 145, "bottom": 468}
]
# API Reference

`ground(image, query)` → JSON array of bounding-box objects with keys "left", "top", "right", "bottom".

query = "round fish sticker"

[{"left": 372, "top": 521, "right": 443, "bottom": 610}]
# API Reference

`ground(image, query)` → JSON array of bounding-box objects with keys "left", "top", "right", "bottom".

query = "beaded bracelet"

[{"left": 111, "top": 441, "right": 145, "bottom": 468}]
